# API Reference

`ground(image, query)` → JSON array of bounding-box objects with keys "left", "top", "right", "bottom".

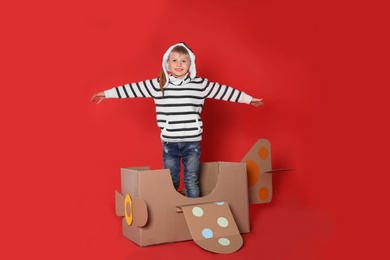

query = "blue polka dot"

[
  {"left": 215, "top": 202, "right": 224, "bottom": 205},
  {"left": 202, "top": 228, "right": 213, "bottom": 239}
]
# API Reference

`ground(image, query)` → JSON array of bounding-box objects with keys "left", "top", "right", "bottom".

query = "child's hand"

[
  {"left": 250, "top": 98, "right": 264, "bottom": 107},
  {"left": 91, "top": 92, "right": 106, "bottom": 104}
]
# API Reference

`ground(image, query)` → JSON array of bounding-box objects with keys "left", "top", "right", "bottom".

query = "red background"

[{"left": 1, "top": 0, "right": 389, "bottom": 259}]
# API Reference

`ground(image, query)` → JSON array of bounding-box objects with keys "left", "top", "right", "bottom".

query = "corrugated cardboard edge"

[{"left": 121, "top": 168, "right": 143, "bottom": 246}]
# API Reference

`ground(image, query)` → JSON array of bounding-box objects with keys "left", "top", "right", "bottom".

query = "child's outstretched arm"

[
  {"left": 202, "top": 79, "right": 263, "bottom": 107},
  {"left": 91, "top": 78, "right": 160, "bottom": 104},
  {"left": 250, "top": 98, "right": 264, "bottom": 107},
  {"left": 91, "top": 92, "right": 106, "bottom": 104}
]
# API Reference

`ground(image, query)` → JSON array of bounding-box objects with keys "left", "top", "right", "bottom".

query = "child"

[{"left": 91, "top": 42, "right": 263, "bottom": 198}]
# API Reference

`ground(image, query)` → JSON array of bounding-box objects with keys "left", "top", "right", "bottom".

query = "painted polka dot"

[
  {"left": 192, "top": 207, "right": 204, "bottom": 217},
  {"left": 202, "top": 228, "right": 213, "bottom": 239},
  {"left": 259, "top": 186, "right": 269, "bottom": 200},
  {"left": 258, "top": 146, "right": 268, "bottom": 160},
  {"left": 218, "top": 238, "right": 230, "bottom": 246},
  {"left": 215, "top": 202, "right": 224, "bottom": 205},
  {"left": 245, "top": 160, "right": 260, "bottom": 187},
  {"left": 217, "top": 217, "right": 228, "bottom": 227}
]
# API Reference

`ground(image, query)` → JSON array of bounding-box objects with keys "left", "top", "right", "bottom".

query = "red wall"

[{"left": 2, "top": 0, "right": 389, "bottom": 259}]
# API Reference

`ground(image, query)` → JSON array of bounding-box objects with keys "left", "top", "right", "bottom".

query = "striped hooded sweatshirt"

[
  {"left": 104, "top": 75, "right": 252, "bottom": 143},
  {"left": 104, "top": 42, "right": 252, "bottom": 143}
]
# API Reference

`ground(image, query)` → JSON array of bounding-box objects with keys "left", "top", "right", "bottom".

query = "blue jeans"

[{"left": 162, "top": 142, "right": 201, "bottom": 198}]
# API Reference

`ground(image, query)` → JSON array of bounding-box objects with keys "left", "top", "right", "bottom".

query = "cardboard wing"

[{"left": 179, "top": 202, "right": 243, "bottom": 254}]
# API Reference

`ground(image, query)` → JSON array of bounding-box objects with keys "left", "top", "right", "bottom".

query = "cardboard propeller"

[{"left": 115, "top": 191, "right": 148, "bottom": 227}]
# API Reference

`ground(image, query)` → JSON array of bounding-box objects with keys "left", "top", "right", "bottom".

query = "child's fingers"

[{"left": 252, "top": 101, "right": 264, "bottom": 107}]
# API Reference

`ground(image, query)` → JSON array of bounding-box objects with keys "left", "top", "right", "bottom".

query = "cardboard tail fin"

[
  {"left": 179, "top": 202, "right": 243, "bottom": 254},
  {"left": 241, "top": 139, "right": 273, "bottom": 204},
  {"left": 242, "top": 139, "right": 298, "bottom": 204}
]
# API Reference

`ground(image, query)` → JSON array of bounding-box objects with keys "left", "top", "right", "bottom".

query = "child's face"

[{"left": 167, "top": 52, "right": 191, "bottom": 78}]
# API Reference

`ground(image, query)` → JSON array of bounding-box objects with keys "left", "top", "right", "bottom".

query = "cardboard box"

[{"left": 115, "top": 162, "right": 249, "bottom": 252}]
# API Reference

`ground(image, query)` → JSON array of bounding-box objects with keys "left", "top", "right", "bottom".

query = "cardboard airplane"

[{"left": 115, "top": 139, "right": 292, "bottom": 253}]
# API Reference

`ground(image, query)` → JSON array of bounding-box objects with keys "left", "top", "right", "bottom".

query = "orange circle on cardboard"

[
  {"left": 125, "top": 194, "right": 133, "bottom": 226},
  {"left": 245, "top": 160, "right": 259, "bottom": 187},
  {"left": 258, "top": 146, "right": 268, "bottom": 160},
  {"left": 258, "top": 187, "right": 269, "bottom": 200}
]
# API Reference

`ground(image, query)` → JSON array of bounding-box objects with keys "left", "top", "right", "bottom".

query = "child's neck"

[
  {"left": 171, "top": 74, "right": 186, "bottom": 79},
  {"left": 169, "top": 73, "right": 190, "bottom": 86}
]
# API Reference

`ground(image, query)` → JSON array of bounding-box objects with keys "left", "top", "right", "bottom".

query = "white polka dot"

[
  {"left": 202, "top": 228, "right": 213, "bottom": 239},
  {"left": 217, "top": 217, "right": 229, "bottom": 227},
  {"left": 192, "top": 207, "right": 204, "bottom": 217},
  {"left": 218, "top": 238, "right": 230, "bottom": 246},
  {"left": 215, "top": 202, "right": 224, "bottom": 205}
]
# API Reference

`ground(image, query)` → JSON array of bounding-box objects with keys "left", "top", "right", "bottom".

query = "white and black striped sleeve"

[
  {"left": 205, "top": 81, "right": 253, "bottom": 104},
  {"left": 104, "top": 79, "right": 159, "bottom": 99}
]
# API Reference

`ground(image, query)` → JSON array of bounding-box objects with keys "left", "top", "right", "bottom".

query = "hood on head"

[{"left": 162, "top": 42, "right": 196, "bottom": 89}]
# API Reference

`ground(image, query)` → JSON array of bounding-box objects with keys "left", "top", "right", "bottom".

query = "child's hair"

[{"left": 159, "top": 43, "right": 193, "bottom": 94}]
